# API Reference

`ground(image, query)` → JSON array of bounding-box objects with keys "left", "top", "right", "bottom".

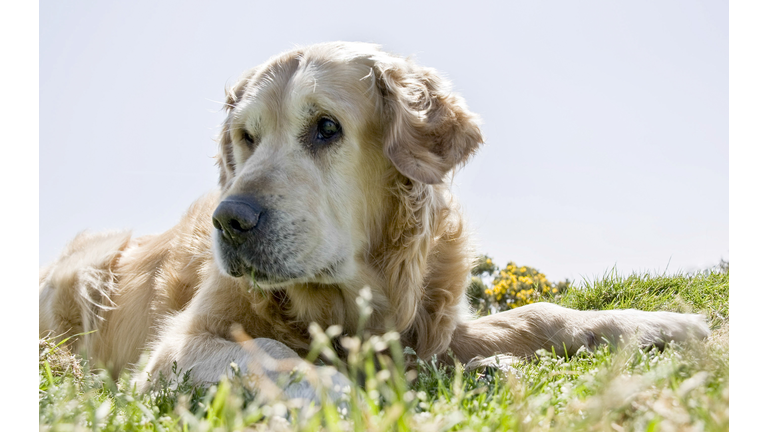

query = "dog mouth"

[
  {"left": 219, "top": 254, "right": 296, "bottom": 285},
  {"left": 244, "top": 265, "right": 292, "bottom": 286},
  {"left": 211, "top": 214, "right": 347, "bottom": 287},
  {"left": 247, "top": 260, "right": 343, "bottom": 286},
  {"left": 217, "top": 247, "right": 344, "bottom": 289}
]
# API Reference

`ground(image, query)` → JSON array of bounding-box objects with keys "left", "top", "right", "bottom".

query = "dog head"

[{"left": 213, "top": 42, "right": 482, "bottom": 287}]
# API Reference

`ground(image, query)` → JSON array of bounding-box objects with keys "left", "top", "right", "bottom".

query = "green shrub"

[{"left": 468, "top": 255, "right": 571, "bottom": 314}]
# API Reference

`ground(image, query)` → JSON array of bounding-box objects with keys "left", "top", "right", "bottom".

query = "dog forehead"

[
  {"left": 235, "top": 45, "right": 381, "bottom": 127},
  {"left": 289, "top": 57, "right": 379, "bottom": 123}
]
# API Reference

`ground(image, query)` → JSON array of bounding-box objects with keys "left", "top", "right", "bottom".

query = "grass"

[{"left": 39, "top": 266, "right": 729, "bottom": 431}]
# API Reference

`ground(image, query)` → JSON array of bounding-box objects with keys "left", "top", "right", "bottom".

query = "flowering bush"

[{"left": 468, "top": 255, "right": 570, "bottom": 314}]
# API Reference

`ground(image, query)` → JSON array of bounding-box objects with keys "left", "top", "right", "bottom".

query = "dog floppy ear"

[
  {"left": 216, "top": 68, "right": 259, "bottom": 189},
  {"left": 374, "top": 59, "right": 483, "bottom": 184}
]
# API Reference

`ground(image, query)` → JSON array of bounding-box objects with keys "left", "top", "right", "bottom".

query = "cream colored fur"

[{"left": 39, "top": 42, "right": 709, "bottom": 401}]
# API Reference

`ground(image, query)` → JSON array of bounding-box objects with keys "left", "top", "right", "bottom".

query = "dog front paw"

[{"left": 634, "top": 311, "right": 710, "bottom": 348}]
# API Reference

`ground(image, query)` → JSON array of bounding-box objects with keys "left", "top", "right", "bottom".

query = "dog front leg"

[
  {"left": 134, "top": 315, "right": 351, "bottom": 404},
  {"left": 448, "top": 302, "right": 709, "bottom": 363}
]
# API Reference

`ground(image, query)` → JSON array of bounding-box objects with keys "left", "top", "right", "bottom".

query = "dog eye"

[
  {"left": 316, "top": 118, "right": 341, "bottom": 141},
  {"left": 242, "top": 131, "right": 255, "bottom": 145}
]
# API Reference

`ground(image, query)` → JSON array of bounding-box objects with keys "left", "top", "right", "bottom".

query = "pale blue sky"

[{"left": 39, "top": 0, "right": 728, "bottom": 284}]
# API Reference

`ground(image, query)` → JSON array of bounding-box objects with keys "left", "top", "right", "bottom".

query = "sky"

[{"left": 39, "top": 0, "right": 728, "bottom": 285}]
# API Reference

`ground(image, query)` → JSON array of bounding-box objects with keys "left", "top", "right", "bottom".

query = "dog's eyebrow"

[{"left": 303, "top": 104, "right": 319, "bottom": 116}]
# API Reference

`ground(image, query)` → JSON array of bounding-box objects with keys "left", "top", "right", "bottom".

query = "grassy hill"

[{"left": 39, "top": 266, "right": 728, "bottom": 431}]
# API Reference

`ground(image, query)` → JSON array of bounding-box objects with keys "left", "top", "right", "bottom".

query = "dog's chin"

[
  {"left": 244, "top": 266, "right": 295, "bottom": 287},
  {"left": 243, "top": 261, "right": 348, "bottom": 289},
  {"left": 217, "top": 259, "right": 297, "bottom": 286},
  {"left": 213, "top": 238, "right": 349, "bottom": 288},
  {"left": 220, "top": 259, "right": 348, "bottom": 291},
  {"left": 215, "top": 255, "right": 338, "bottom": 286}
]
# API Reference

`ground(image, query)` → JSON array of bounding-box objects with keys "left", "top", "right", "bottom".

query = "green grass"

[{"left": 39, "top": 267, "right": 729, "bottom": 431}]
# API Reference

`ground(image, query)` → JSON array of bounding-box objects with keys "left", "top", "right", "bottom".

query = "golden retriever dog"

[{"left": 39, "top": 42, "right": 709, "bottom": 401}]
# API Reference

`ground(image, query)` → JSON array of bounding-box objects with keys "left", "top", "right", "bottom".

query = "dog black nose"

[{"left": 212, "top": 195, "right": 263, "bottom": 246}]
